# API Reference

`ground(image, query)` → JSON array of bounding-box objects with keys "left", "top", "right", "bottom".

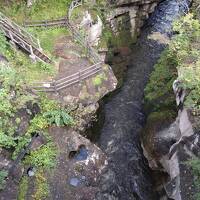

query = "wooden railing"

[
  {"left": 0, "top": 11, "right": 41, "bottom": 50},
  {"left": 23, "top": 0, "right": 104, "bottom": 92},
  {"left": 32, "top": 62, "right": 102, "bottom": 92},
  {"left": 68, "top": 0, "right": 83, "bottom": 20},
  {"left": 0, "top": 12, "right": 52, "bottom": 63},
  {"left": 24, "top": 18, "right": 67, "bottom": 28}
]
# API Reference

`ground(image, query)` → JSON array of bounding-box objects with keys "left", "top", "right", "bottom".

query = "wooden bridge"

[{"left": 0, "top": 12, "right": 52, "bottom": 63}]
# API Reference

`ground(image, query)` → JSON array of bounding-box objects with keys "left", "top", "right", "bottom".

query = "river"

[{"left": 95, "top": 0, "right": 191, "bottom": 199}]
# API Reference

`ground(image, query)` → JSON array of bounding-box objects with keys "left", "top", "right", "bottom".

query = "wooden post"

[
  {"left": 37, "top": 39, "right": 42, "bottom": 51},
  {"left": 52, "top": 80, "right": 57, "bottom": 93},
  {"left": 79, "top": 71, "right": 81, "bottom": 83},
  {"left": 29, "top": 45, "right": 36, "bottom": 62}
]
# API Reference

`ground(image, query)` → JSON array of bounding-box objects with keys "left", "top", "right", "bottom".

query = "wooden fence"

[
  {"left": 68, "top": 0, "right": 83, "bottom": 20},
  {"left": 32, "top": 62, "right": 102, "bottom": 92},
  {"left": 21, "top": 0, "right": 104, "bottom": 92},
  {"left": 0, "top": 11, "right": 41, "bottom": 50}
]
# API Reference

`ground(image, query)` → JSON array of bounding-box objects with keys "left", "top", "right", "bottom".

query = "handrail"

[
  {"left": 68, "top": 0, "right": 83, "bottom": 20},
  {"left": 26, "top": 0, "right": 104, "bottom": 92},
  {"left": 0, "top": 11, "right": 41, "bottom": 49},
  {"left": 23, "top": 18, "right": 67, "bottom": 28},
  {"left": 32, "top": 62, "right": 102, "bottom": 92},
  {"left": 0, "top": 15, "right": 52, "bottom": 63}
]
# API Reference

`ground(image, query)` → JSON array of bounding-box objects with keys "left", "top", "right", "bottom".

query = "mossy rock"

[{"left": 142, "top": 110, "right": 176, "bottom": 159}]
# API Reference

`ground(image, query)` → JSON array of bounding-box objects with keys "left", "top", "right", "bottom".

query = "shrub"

[
  {"left": 44, "top": 109, "right": 74, "bottom": 126},
  {"left": 187, "top": 158, "right": 200, "bottom": 199},
  {"left": 0, "top": 170, "right": 8, "bottom": 190},
  {"left": 170, "top": 14, "right": 200, "bottom": 110},
  {"left": 0, "top": 32, "right": 9, "bottom": 55},
  {"left": 24, "top": 143, "right": 57, "bottom": 169}
]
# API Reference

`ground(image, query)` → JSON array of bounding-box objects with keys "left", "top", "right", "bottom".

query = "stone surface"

[
  {"left": 107, "top": 0, "right": 159, "bottom": 37},
  {"left": 0, "top": 54, "right": 8, "bottom": 64},
  {"left": 46, "top": 127, "right": 108, "bottom": 200},
  {"left": 142, "top": 80, "right": 199, "bottom": 200}
]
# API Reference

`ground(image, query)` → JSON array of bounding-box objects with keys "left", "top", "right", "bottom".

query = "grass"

[
  {"left": 32, "top": 170, "right": 50, "bottom": 200},
  {"left": 0, "top": 0, "right": 71, "bottom": 70},
  {"left": 18, "top": 176, "right": 29, "bottom": 200},
  {"left": 8, "top": 50, "right": 55, "bottom": 83},
  {"left": 0, "top": 0, "right": 72, "bottom": 23},
  {"left": 28, "top": 27, "right": 70, "bottom": 54}
]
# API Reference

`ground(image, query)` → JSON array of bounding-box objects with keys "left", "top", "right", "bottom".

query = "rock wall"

[
  {"left": 142, "top": 81, "right": 200, "bottom": 200},
  {"left": 107, "top": 0, "right": 160, "bottom": 37}
]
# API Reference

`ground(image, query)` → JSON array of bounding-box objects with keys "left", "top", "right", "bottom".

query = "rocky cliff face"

[
  {"left": 142, "top": 81, "right": 200, "bottom": 200},
  {"left": 107, "top": 0, "right": 160, "bottom": 38}
]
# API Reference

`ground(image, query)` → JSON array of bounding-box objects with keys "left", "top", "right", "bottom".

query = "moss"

[
  {"left": 17, "top": 176, "right": 29, "bottom": 200},
  {"left": 93, "top": 75, "right": 102, "bottom": 86},
  {"left": 32, "top": 170, "right": 49, "bottom": 200},
  {"left": 0, "top": 0, "right": 71, "bottom": 23},
  {"left": 144, "top": 49, "right": 178, "bottom": 114},
  {"left": 92, "top": 73, "right": 106, "bottom": 86},
  {"left": 142, "top": 110, "right": 176, "bottom": 158}
]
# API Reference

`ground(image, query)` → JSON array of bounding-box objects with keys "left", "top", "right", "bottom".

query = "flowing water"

[{"left": 94, "top": 0, "right": 191, "bottom": 199}]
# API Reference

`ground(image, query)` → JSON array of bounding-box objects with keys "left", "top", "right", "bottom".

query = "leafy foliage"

[
  {"left": 0, "top": 31, "right": 9, "bottom": 55},
  {"left": 0, "top": 170, "right": 8, "bottom": 190},
  {"left": 24, "top": 143, "right": 57, "bottom": 169},
  {"left": 32, "top": 170, "right": 49, "bottom": 200},
  {"left": 144, "top": 49, "right": 177, "bottom": 113},
  {"left": 170, "top": 14, "right": 200, "bottom": 110},
  {"left": 44, "top": 109, "right": 74, "bottom": 126},
  {"left": 17, "top": 176, "right": 28, "bottom": 200},
  {"left": 187, "top": 158, "right": 200, "bottom": 199},
  {"left": 0, "top": 131, "right": 16, "bottom": 148}
]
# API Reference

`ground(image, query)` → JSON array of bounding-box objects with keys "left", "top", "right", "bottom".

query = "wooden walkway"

[
  {"left": 0, "top": 12, "right": 51, "bottom": 63},
  {"left": 23, "top": 0, "right": 104, "bottom": 93},
  {"left": 1, "top": 0, "right": 105, "bottom": 93}
]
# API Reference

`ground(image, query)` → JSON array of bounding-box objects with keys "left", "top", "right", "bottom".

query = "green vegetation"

[
  {"left": 92, "top": 73, "right": 105, "bottom": 86},
  {"left": 187, "top": 158, "right": 200, "bottom": 199},
  {"left": 24, "top": 143, "right": 57, "bottom": 169},
  {"left": 145, "top": 5, "right": 200, "bottom": 200},
  {"left": 0, "top": 0, "right": 71, "bottom": 22},
  {"left": 28, "top": 28, "right": 69, "bottom": 54},
  {"left": 32, "top": 170, "right": 49, "bottom": 200},
  {"left": 1, "top": 31, "right": 55, "bottom": 83},
  {"left": 0, "top": 31, "right": 73, "bottom": 198},
  {"left": 44, "top": 109, "right": 74, "bottom": 126},
  {"left": 144, "top": 49, "right": 178, "bottom": 113},
  {"left": 145, "top": 13, "right": 200, "bottom": 113},
  {"left": 17, "top": 176, "right": 28, "bottom": 200},
  {"left": 0, "top": 170, "right": 8, "bottom": 190},
  {"left": 170, "top": 14, "right": 200, "bottom": 110},
  {"left": 0, "top": 0, "right": 71, "bottom": 62},
  {"left": 0, "top": 31, "right": 9, "bottom": 55}
]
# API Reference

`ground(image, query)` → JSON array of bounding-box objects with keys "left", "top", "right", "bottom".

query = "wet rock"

[
  {"left": 27, "top": 167, "right": 36, "bottom": 177},
  {"left": 142, "top": 82, "right": 199, "bottom": 199},
  {"left": 107, "top": 0, "right": 159, "bottom": 37},
  {"left": 30, "top": 134, "right": 47, "bottom": 151},
  {"left": 0, "top": 151, "right": 12, "bottom": 170},
  {"left": 69, "top": 177, "right": 81, "bottom": 187},
  {"left": 47, "top": 127, "right": 107, "bottom": 200},
  {"left": 63, "top": 95, "right": 79, "bottom": 104},
  {"left": 0, "top": 54, "right": 8, "bottom": 64}
]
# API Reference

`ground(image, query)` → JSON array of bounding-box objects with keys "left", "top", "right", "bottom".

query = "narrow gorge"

[{"left": 0, "top": 0, "right": 199, "bottom": 200}]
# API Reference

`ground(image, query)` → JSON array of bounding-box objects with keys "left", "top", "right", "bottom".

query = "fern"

[{"left": 44, "top": 109, "right": 74, "bottom": 127}]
